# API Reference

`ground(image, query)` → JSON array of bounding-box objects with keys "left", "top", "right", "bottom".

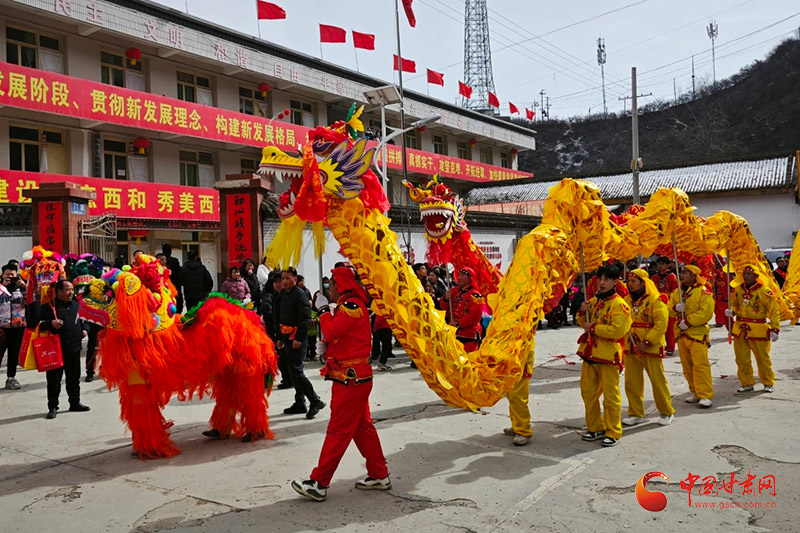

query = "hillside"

[{"left": 517, "top": 38, "right": 800, "bottom": 180}]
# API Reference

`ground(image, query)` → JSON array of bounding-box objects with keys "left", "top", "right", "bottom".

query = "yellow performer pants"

[
  {"left": 677, "top": 337, "right": 713, "bottom": 400},
  {"left": 733, "top": 337, "right": 774, "bottom": 387},
  {"left": 508, "top": 374, "right": 533, "bottom": 437},
  {"left": 580, "top": 362, "right": 622, "bottom": 440},
  {"left": 624, "top": 354, "right": 675, "bottom": 418}
]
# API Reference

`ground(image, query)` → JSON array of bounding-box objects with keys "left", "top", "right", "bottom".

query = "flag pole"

[
  {"left": 353, "top": 46, "right": 360, "bottom": 72},
  {"left": 726, "top": 250, "right": 733, "bottom": 344},
  {"left": 255, "top": 0, "right": 262, "bottom": 38},
  {"left": 394, "top": 0, "right": 411, "bottom": 252},
  {"left": 320, "top": 42, "right": 324, "bottom": 60}
]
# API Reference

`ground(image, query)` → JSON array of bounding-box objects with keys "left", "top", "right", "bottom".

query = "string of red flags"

[
  {"left": 427, "top": 69, "right": 444, "bottom": 86},
  {"left": 352, "top": 30, "right": 375, "bottom": 50},
  {"left": 319, "top": 24, "right": 347, "bottom": 43},
  {"left": 458, "top": 81, "right": 472, "bottom": 99},
  {"left": 393, "top": 54, "right": 416, "bottom": 73},
  {"left": 256, "top": 1, "right": 285, "bottom": 19},
  {"left": 509, "top": 102, "right": 520, "bottom": 115},
  {"left": 488, "top": 91, "right": 500, "bottom": 108},
  {"left": 402, "top": 0, "right": 417, "bottom": 27},
  {"left": 526, "top": 108, "right": 536, "bottom": 120}
]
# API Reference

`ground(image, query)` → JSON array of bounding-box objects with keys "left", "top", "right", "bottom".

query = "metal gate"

[{"left": 79, "top": 213, "right": 117, "bottom": 262}]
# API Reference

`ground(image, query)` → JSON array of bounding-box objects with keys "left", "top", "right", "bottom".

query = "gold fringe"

[
  {"left": 265, "top": 215, "right": 304, "bottom": 269},
  {"left": 312, "top": 221, "right": 326, "bottom": 258}
]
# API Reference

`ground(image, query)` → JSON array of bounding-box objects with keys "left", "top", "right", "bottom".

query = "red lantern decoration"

[
  {"left": 417, "top": 125, "right": 427, "bottom": 132},
  {"left": 468, "top": 138, "right": 477, "bottom": 146},
  {"left": 510, "top": 148, "right": 518, "bottom": 155},
  {"left": 128, "top": 229, "right": 148, "bottom": 244},
  {"left": 125, "top": 47, "right": 142, "bottom": 66},
  {"left": 132, "top": 137, "right": 150, "bottom": 155},
  {"left": 257, "top": 82, "right": 271, "bottom": 98}
]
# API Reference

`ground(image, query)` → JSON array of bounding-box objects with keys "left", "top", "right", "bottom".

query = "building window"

[
  {"left": 500, "top": 152, "right": 510, "bottom": 169},
  {"left": 290, "top": 99, "right": 314, "bottom": 127},
  {"left": 177, "top": 72, "right": 211, "bottom": 104},
  {"left": 432, "top": 134, "right": 447, "bottom": 155},
  {"left": 240, "top": 158, "right": 259, "bottom": 174},
  {"left": 6, "top": 26, "right": 62, "bottom": 72},
  {"left": 239, "top": 87, "right": 267, "bottom": 117},
  {"left": 101, "top": 51, "right": 143, "bottom": 89},
  {"left": 405, "top": 130, "right": 420, "bottom": 150},
  {"left": 9, "top": 126, "right": 63, "bottom": 172},
  {"left": 457, "top": 140, "right": 471, "bottom": 160},
  {"left": 104, "top": 139, "right": 129, "bottom": 180},
  {"left": 479, "top": 146, "right": 492, "bottom": 165},
  {"left": 181, "top": 232, "right": 200, "bottom": 262},
  {"left": 179, "top": 150, "right": 213, "bottom": 186}
]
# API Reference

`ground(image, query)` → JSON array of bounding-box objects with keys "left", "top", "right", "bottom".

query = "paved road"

[{"left": 1, "top": 324, "right": 798, "bottom": 532}]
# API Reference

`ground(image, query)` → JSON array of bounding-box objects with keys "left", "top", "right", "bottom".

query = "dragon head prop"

[
  {"left": 19, "top": 246, "right": 65, "bottom": 305},
  {"left": 64, "top": 253, "right": 104, "bottom": 288},
  {"left": 78, "top": 255, "right": 178, "bottom": 335},
  {"left": 404, "top": 175, "right": 467, "bottom": 244},
  {"left": 261, "top": 104, "right": 390, "bottom": 268}
]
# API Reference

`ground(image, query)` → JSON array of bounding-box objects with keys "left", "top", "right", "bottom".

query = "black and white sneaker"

[
  {"left": 291, "top": 479, "right": 327, "bottom": 502},
  {"left": 581, "top": 430, "right": 605, "bottom": 442},
  {"left": 355, "top": 476, "right": 392, "bottom": 490},
  {"left": 601, "top": 437, "right": 619, "bottom": 447}
]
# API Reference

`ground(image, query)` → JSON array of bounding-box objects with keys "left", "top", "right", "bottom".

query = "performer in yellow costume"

[
  {"left": 727, "top": 265, "right": 780, "bottom": 393},
  {"left": 669, "top": 265, "right": 715, "bottom": 408},
  {"left": 622, "top": 269, "right": 675, "bottom": 427},
  {"left": 577, "top": 264, "right": 632, "bottom": 447},
  {"left": 503, "top": 326, "right": 536, "bottom": 446}
]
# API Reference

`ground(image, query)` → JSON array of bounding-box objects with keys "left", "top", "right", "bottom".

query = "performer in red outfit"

[
  {"left": 713, "top": 255, "right": 733, "bottom": 328},
  {"left": 441, "top": 267, "right": 484, "bottom": 351},
  {"left": 292, "top": 267, "right": 390, "bottom": 502},
  {"left": 651, "top": 257, "right": 679, "bottom": 354}
]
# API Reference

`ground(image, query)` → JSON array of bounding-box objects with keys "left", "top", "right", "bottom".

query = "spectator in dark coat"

[
  {"left": 182, "top": 251, "right": 214, "bottom": 310},
  {"left": 161, "top": 244, "right": 183, "bottom": 313},
  {"left": 40, "top": 280, "right": 90, "bottom": 419},
  {"left": 241, "top": 259, "right": 262, "bottom": 309}
]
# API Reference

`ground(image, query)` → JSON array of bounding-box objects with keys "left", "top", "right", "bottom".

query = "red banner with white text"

[{"left": 0, "top": 61, "right": 530, "bottom": 182}]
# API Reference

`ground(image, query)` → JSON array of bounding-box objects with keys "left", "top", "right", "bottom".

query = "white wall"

[
  {"left": 692, "top": 193, "right": 800, "bottom": 250},
  {"left": 0, "top": 236, "right": 33, "bottom": 263}
]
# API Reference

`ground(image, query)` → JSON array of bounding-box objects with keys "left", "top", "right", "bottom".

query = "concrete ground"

[{"left": 1, "top": 324, "right": 798, "bottom": 533}]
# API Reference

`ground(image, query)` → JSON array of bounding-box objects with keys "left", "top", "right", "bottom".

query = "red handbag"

[{"left": 33, "top": 305, "right": 64, "bottom": 372}]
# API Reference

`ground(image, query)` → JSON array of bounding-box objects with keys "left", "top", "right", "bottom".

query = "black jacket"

[
  {"left": 242, "top": 272, "right": 262, "bottom": 308},
  {"left": 40, "top": 298, "right": 86, "bottom": 353},
  {"left": 182, "top": 259, "right": 214, "bottom": 305},
  {"left": 166, "top": 255, "right": 182, "bottom": 288},
  {"left": 259, "top": 291, "right": 277, "bottom": 339},
  {"left": 275, "top": 285, "right": 310, "bottom": 340}
]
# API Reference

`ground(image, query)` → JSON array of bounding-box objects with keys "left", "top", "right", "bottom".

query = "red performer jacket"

[
  {"left": 651, "top": 272, "right": 678, "bottom": 296},
  {"left": 319, "top": 293, "right": 373, "bottom": 383},
  {"left": 441, "top": 284, "right": 484, "bottom": 342}
]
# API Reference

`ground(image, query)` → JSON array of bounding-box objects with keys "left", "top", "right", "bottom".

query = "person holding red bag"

[{"left": 39, "top": 280, "right": 90, "bottom": 419}]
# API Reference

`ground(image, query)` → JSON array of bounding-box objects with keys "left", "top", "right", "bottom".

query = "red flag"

[
  {"left": 393, "top": 54, "right": 416, "bottom": 73},
  {"left": 319, "top": 24, "right": 346, "bottom": 43},
  {"left": 352, "top": 30, "right": 375, "bottom": 50},
  {"left": 488, "top": 91, "right": 500, "bottom": 108},
  {"left": 427, "top": 69, "right": 444, "bottom": 86},
  {"left": 509, "top": 102, "right": 520, "bottom": 114},
  {"left": 402, "top": 0, "right": 416, "bottom": 27},
  {"left": 525, "top": 107, "right": 535, "bottom": 120},
  {"left": 256, "top": 1, "right": 286, "bottom": 19},
  {"left": 458, "top": 81, "right": 472, "bottom": 99}
]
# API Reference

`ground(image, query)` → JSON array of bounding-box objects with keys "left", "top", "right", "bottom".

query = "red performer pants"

[
  {"left": 665, "top": 317, "right": 676, "bottom": 353},
  {"left": 714, "top": 300, "right": 729, "bottom": 328},
  {"left": 310, "top": 380, "right": 389, "bottom": 487}
]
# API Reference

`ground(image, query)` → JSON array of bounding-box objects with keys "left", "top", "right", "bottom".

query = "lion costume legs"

[
  {"left": 122, "top": 383, "right": 180, "bottom": 459},
  {"left": 209, "top": 370, "right": 273, "bottom": 441}
]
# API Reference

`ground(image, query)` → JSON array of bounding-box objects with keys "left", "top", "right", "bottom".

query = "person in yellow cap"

[
  {"left": 577, "top": 263, "right": 632, "bottom": 447},
  {"left": 726, "top": 265, "right": 780, "bottom": 393},
  {"left": 622, "top": 269, "right": 675, "bottom": 426},
  {"left": 668, "top": 264, "right": 715, "bottom": 408}
]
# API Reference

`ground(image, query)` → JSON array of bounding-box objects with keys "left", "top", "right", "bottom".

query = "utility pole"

[
  {"left": 545, "top": 96, "right": 550, "bottom": 120},
  {"left": 539, "top": 89, "right": 546, "bottom": 121},
  {"left": 597, "top": 37, "right": 608, "bottom": 116},
  {"left": 673, "top": 78, "right": 677, "bottom": 101},
  {"left": 691, "top": 55, "right": 696, "bottom": 99},
  {"left": 533, "top": 100, "right": 539, "bottom": 122},
  {"left": 707, "top": 20, "right": 719, "bottom": 85},
  {"left": 629, "top": 67, "right": 651, "bottom": 206},
  {"left": 619, "top": 94, "right": 630, "bottom": 114}
]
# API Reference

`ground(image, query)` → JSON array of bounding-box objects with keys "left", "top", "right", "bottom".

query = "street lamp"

[
  {"left": 371, "top": 113, "right": 441, "bottom": 182},
  {"left": 363, "top": 85, "right": 402, "bottom": 194}
]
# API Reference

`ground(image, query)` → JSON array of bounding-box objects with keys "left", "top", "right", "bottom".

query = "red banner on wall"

[
  {"left": 0, "top": 61, "right": 531, "bottom": 183},
  {"left": 226, "top": 194, "right": 253, "bottom": 267},
  {"left": 38, "top": 201, "right": 63, "bottom": 253},
  {"left": 0, "top": 170, "right": 219, "bottom": 222}
]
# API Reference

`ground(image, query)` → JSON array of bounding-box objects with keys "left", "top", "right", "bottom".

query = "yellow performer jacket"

[
  {"left": 668, "top": 284, "right": 714, "bottom": 343},
  {"left": 624, "top": 290, "right": 668, "bottom": 357},
  {"left": 731, "top": 282, "right": 781, "bottom": 341},
  {"left": 577, "top": 292, "right": 632, "bottom": 370}
]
